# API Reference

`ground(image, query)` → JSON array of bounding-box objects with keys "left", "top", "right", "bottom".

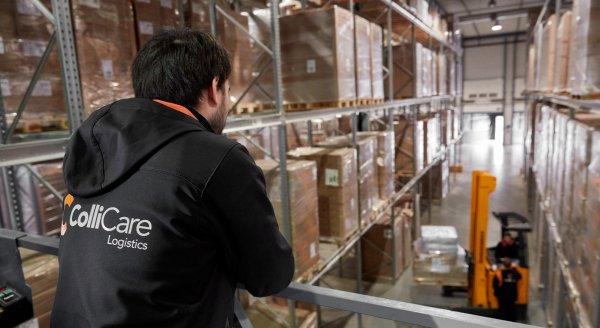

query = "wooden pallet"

[
  {"left": 319, "top": 227, "right": 359, "bottom": 246},
  {"left": 449, "top": 165, "right": 463, "bottom": 173},
  {"left": 571, "top": 93, "right": 600, "bottom": 100},
  {"left": 283, "top": 99, "right": 357, "bottom": 111},
  {"left": 295, "top": 262, "right": 320, "bottom": 283},
  {"left": 232, "top": 103, "right": 264, "bottom": 115}
]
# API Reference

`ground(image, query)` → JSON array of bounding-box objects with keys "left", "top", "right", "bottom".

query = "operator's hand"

[{"left": 511, "top": 262, "right": 518, "bottom": 269}]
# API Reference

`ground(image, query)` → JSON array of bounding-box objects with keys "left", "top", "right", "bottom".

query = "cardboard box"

[
  {"left": 132, "top": 0, "right": 181, "bottom": 48},
  {"left": 394, "top": 116, "right": 425, "bottom": 177},
  {"left": 361, "top": 211, "right": 409, "bottom": 280},
  {"left": 567, "top": 0, "right": 600, "bottom": 95},
  {"left": 357, "top": 131, "right": 395, "bottom": 201},
  {"left": 288, "top": 147, "right": 359, "bottom": 240},
  {"left": 355, "top": 14, "right": 372, "bottom": 100},
  {"left": 20, "top": 249, "right": 59, "bottom": 328},
  {"left": 257, "top": 159, "right": 320, "bottom": 279},
  {"left": 71, "top": 0, "right": 137, "bottom": 117},
  {"left": 370, "top": 22, "right": 384, "bottom": 100}
]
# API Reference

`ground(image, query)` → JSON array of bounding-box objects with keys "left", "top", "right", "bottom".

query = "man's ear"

[{"left": 206, "top": 77, "right": 220, "bottom": 107}]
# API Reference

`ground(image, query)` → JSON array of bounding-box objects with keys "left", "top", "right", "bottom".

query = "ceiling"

[{"left": 435, "top": 0, "right": 545, "bottom": 39}]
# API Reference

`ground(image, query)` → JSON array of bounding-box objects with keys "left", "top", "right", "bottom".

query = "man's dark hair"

[{"left": 132, "top": 28, "right": 231, "bottom": 109}]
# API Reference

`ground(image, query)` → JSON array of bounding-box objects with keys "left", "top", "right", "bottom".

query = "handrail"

[{"left": 1, "top": 225, "right": 540, "bottom": 328}]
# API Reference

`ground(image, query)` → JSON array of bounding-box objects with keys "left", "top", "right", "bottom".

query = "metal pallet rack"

[
  {"left": 525, "top": 94, "right": 600, "bottom": 328},
  {"left": 0, "top": 0, "right": 464, "bottom": 327}
]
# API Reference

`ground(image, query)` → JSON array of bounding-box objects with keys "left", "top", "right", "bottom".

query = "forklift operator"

[
  {"left": 494, "top": 232, "right": 519, "bottom": 263},
  {"left": 493, "top": 257, "right": 522, "bottom": 322},
  {"left": 51, "top": 29, "right": 294, "bottom": 327}
]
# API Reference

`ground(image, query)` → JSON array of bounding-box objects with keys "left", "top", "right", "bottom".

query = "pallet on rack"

[
  {"left": 283, "top": 99, "right": 357, "bottom": 111},
  {"left": 571, "top": 93, "right": 600, "bottom": 100},
  {"left": 319, "top": 227, "right": 359, "bottom": 246},
  {"left": 294, "top": 261, "right": 320, "bottom": 284},
  {"left": 231, "top": 103, "right": 264, "bottom": 115}
]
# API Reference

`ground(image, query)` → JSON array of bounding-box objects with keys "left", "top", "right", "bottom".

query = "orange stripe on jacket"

[{"left": 154, "top": 99, "right": 198, "bottom": 121}]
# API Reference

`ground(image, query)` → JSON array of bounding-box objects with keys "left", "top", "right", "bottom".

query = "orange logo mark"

[{"left": 61, "top": 194, "right": 74, "bottom": 236}]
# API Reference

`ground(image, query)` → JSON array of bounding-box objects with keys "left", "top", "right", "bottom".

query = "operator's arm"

[{"left": 203, "top": 144, "right": 295, "bottom": 297}]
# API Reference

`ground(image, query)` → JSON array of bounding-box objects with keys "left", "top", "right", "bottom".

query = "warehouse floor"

[{"left": 318, "top": 128, "right": 547, "bottom": 327}]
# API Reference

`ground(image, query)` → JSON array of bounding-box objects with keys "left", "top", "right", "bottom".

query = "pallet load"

[
  {"left": 286, "top": 119, "right": 339, "bottom": 151},
  {"left": 535, "top": 14, "right": 557, "bottom": 92},
  {"left": 370, "top": 23, "right": 384, "bottom": 103},
  {"left": 437, "top": 52, "right": 447, "bottom": 96},
  {"left": 354, "top": 15, "right": 372, "bottom": 105},
  {"left": 423, "top": 115, "right": 441, "bottom": 166},
  {"left": 187, "top": 0, "right": 255, "bottom": 113},
  {"left": 288, "top": 147, "right": 359, "bottom": 243},
  {"left": 132, "top": 0, "right": 181, "bottom": 48},
  {"left": 556, "top": 11, "right": 572, "bottom": 93},
  {"left": 278, "top": 6, "right": 356, "bottom": 109},
  {"left": 71, "top": 0, "right": 137, "bottom": 118},
  {"left": 0, "top": 0, "right": 67, "bottom": 133},
  {"left": 256, "top": 160, "right": 320, "bottom": 281},
  {"left": 413, "top": 225, "right": 468, "bottom": 286},
  {"left": 357, "top": 131, "right": 395, "bottom": 202},
  {"left": 421, "top": 157, "right": 449, "bottom": 200},
  {"left": 30, "top": 162, "right": 67, "bottom": 237},
  {"left": 20, "top": 249, "right": 59, "bottom": 328},
  {"left": 361, "top": 207, "right": 412, "bottom": 281},
  {"left": 317, "top": 135, "right": 377, "bottom": 222},
  {"left": 394, "top": 115, "right": 425, "bottom": 182},
  {"left": 568, "top": 0, "right": 600, "bottom": 97}
]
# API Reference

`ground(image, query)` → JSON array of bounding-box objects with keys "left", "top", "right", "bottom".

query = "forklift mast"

[{"left": 467, "top": 171, "right": 496, "bottom": 308}]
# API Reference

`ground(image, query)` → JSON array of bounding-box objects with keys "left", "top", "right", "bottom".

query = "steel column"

[{"left": 51, "top": 0, "right": 84, "bottom": 131}]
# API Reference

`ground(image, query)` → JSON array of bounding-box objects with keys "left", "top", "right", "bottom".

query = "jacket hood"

[{"left": 63, "top": 98, "right": 205, "bottom": 197}]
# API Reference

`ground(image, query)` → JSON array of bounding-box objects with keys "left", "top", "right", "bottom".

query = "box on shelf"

[
  {"left": 71, "top": 0, "right": 137, "bottom": 117},
  {"left": 30, "top": 162, "right": 67, "bottom": 237},
  {"left": 286, "top": 119, "right": 339, "bottom": 151},
  {"left": 394, "top": 115, "right": 425, "bottom": 179},
  {"left": 384, "top": 42, "right": 415, "bottom": 99},
  {"left": 287, "top": 147, "right": 359, "bottom": 241},
  {"left": 556, "top": 11, "right": 572, "bottom": 92},
  {"left": 536, "top": 14, "right": 557, "bottom": 91},
  {"left": 437, "top": 52, "right": 447, "bottom": 96},
  {"left": 421, "top": 157, "right": 449, "bottom": 200},
  {"left": 132, "top": 0, "right": 181, "bottom": 48},
  {"left": 361, "top": 210, "right": 405, "bottom": 281},
  {"left": 276, "top": 6, "right": 356, "bottom": 106},
  {"left": 355, "top": 15, "right": 372, "bottom": 101},
  {"left": 423, "top": 115, "right": 441, "bottom": 166},
  {"left": 317, "top": 135, "right": 377, "bottom": 221},
  {"left": 370, "top": 23, "right": 384, "bottom": 101},
  {"left": 256, "top": 159, "right": 320, "bottom": 279},
  {"left": 567, "top": 0, "right": 600, "bottom": 96},
  {"left": 20, "top": 249, "right": 59, "bottom": 328},
  {"left": 357, "top": 131, "right": 395, "bottom": 201}
]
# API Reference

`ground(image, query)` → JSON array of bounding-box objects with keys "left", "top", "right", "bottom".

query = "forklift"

[{"left": 440, "top": 171, "right": 532, "bottom": 320}]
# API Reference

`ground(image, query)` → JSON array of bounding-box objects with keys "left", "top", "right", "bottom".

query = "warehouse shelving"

[{"left": 0, "top": 0, "right": 464, "bottom": 327}]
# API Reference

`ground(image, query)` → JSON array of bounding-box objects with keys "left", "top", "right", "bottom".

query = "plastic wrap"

[
  {"left": 448, "top": 53, "right": 457, "bottom": 96},
  {"left": 422, "top": 158, "right": 449, "bottom": 200},
  {"left": 357, "top": 131, "right": 395, "bottom": 201},
  {"left": 361, "top": 212, "right": 405, "bottom": 280},
  {"left": 424, "top": 116, "right": 441, "bottom": 165},
  {"left": 355, "top": 15, "right": 371, "bottom": 100},
  {"left": 384, "top": 42, "right": 417, "bottom": 99},
  {"left": 579, "top": 130, "right": 600, "bottom": 320},
  {"left": 413, "top": 244, "right": 468, "bottom": 285},
  {"left": 533, "top": 106, "right": 551, "bottom": 194},
  {"left": 437, "top": 52, "right": 447, "bottom": 96},
  {"left": 394, "top": 116, "right": 425, "bottom": 176},
  {"left": 556, "top": 11, "right": 572, "bottom": 92},
  {"left": 20, "top": 249, "right": 59, "bottom": 328},
  {"left": 560, "top": 120, "right": 576, "bottom": 256},
  {"left": 71, "top": 0, "right": 137, "bottom": 117},
  {"left": 317, "top": 135, "right": 376, "bottom": 220},
  {"left": 431, "top": 51, "right": 438, "bottom": 96},
  {"left": 132, "top": 0, "right": 181, "bottom": 48},
  {"left": 568, "top": 0, "right": 600, "bottom": 95},
  {"left": 420, "top": 225, "right": 458, "bottom": 245},
  {"left": 287, "top": 147, "right": 359, "bottom": 240},
  {"left": 550, "top": 112, "right": 569, "bottom": 223},
  {"left": 527, "top": 43, "right": 536, "bottom": 91},
  {"left": 247, "top": 8, "right": 274, "bottom": 105},
  {"left": 370, "top": 22, "right": 384, "bottom": 100},
  {"left": 421, "top": 46, "right": 432, "bottom": 97},
  {"left": 278, "top": 6, "right": 356, "bottom": 104},
  {"left": 256, "top": 159, "right": 320, "bottom": 278},
  {"left": 540, "top": 14, "right": 557, "bottom": 91}
]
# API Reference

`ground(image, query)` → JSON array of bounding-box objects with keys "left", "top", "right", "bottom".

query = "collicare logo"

[
  {"left": 61, "top": 194, "right": 74, "bottom": 236},
  {"left": 64, "top": 196, "right": 152, "bottom": 251}
]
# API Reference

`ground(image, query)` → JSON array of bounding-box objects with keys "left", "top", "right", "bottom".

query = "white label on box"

[
  {"left": 79, "top": 0, "right": 101, "bottom": 9},
  {"left": 345, "top": 218, "right": 352, "bottom": 230},
  {"left": 350, "top": 198, "right": 355, "bottom": 210},
  {"left": 306, "top": 59, "right": 316, "bottom": 74},
  {"left": 137, "top": 0, "right": 151, "bottom": 3},
  {"left": 160, "top": 0, "right": 173, "bottom": 8},
  {"left": 22, "top": 40, "right": 46, "bottom": 57},
  {"left": 138, "top": 21, "right": 154, "bottom": 35},
  {"left": 325, "top": 168, "right": 339, "bottom": 187},
  {"left": 384, "top": 228, "right": 393, "bottom": 239},
  {"left": 1, "top": 79, "right": 10, "bottom": 96},
  {"left": 310, "top": 242, "right": 317, "bottom": 258},
  {"left": 17, "top": 0, "right": 42, "bottom": 16},
  {"left": 192, "top": 2, "right": 205, "bottom": 15},
  {"left": 0, "top": 37, "right": 4, "bottom": 55},
  {"left": 101, "top": 59, "right": 114, "bottom": 81},
  {"left": 32, "top": 79, "right": 52, "bottom": 96}
]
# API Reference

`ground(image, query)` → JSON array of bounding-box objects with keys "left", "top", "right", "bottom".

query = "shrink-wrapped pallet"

[
  {"left": 527, "top": 43, "right": 536, "bottom": 91},
  {"left": 424, "top": 116, "right": 441, "bottom": 165},
  {"left": 437, "top": 52, "right": 447, "bottom": 96},
  {"left": 287, "top": 147, "right": 359, "bottom": 241},
  {"left": 370, "top": 22, "right": 384, "bottom": 101},
  {"left": 132, "top": 0, "right": 181, "bottom": 48},
  {"left": 71, "top": 0, "right": 137, "bottom": 117},
  {"left": 394, "top": 116, "right": 424, "bottom": 176},
  {"left": 540, "top": 14, "right": 557, "bottom": 91},
  {"left": 579, "top": 130, "right": 600, "bottom": 321},
  {"left": 556, "top": 11, "right": 572, "bottom": 92},
  {"left": 384, "top": 42, "right": 420, "bottom": 99},
  {"left": 317, "top": 135, "right": 377, "bottom": 220},
  {"left": 278, "top": 6, "right": 356, "bottom": 105},
  {"left": 355, "top": 15, "right": 372, "bottom": 101},
  {"left": 568, "top": 0, "right": 600, "bottom": 96},
  {"left": 357, "top": 131, "right": 395, "bottom": 201},
  {"left": 533, "top": 106, "right": 551, "bottom": 195},
  {"left": 413, "top": 225, "right": 467, "bottom": 286},
  {"left": 550, "top": 112, "right": 569, "bottom": 223},
  {"left": 0, "top": 0, "right": 66, "bottom": 121},
  {"left": 560, "top": 120, "right": 576, "bottom": 257},
  {"left": 256, "top": 159, "right": 320, "bottom": 279}
]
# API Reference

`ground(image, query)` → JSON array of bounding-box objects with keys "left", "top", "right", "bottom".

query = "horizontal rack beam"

[
  {"left": 0, "top": 138, "right": 69, "bottom": 168},
  {"left": 308, "top": 133, "right": 463, "bottom": 284},
  {"left": 533, "top": 94, "right": 600, "bottom": 111}
]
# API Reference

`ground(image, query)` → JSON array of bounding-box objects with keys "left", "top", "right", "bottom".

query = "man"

[
  {"left": 493, "top": 257, "right": 522, "bottom": 322},
  {"left": 494, "top": 232, "right": 519, "bottom": 263},
  {"left": 51, "top": 29, "right": 294, "bottom": 327}
]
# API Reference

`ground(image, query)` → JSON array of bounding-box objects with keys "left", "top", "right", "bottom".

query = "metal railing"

[{"left": 0, "top": 229, "right": 540, "bottom": 328}]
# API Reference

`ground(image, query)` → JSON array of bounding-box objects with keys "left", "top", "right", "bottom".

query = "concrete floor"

[{"left": 318, "top": 128, "right": 547, "bottom": 327}]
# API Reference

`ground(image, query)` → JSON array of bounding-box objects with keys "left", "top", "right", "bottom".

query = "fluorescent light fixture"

[{"left": 492, "top": 21, "right": 503, "bottom": 31}]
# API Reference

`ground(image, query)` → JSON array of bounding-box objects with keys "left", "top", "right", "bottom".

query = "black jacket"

[
  {"left": 494, "top": 241, "right": 519, "bottom": 262},
  {"left": 51, "top": 98, "right": 294, "bottom": 328},
  {"left": 493, "top": 267, "right": 522, "bottom": 304}
]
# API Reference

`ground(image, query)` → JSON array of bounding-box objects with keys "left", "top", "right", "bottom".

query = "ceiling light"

[{"left": 492, "top": 20, "right": 503, "bottom": 31}]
